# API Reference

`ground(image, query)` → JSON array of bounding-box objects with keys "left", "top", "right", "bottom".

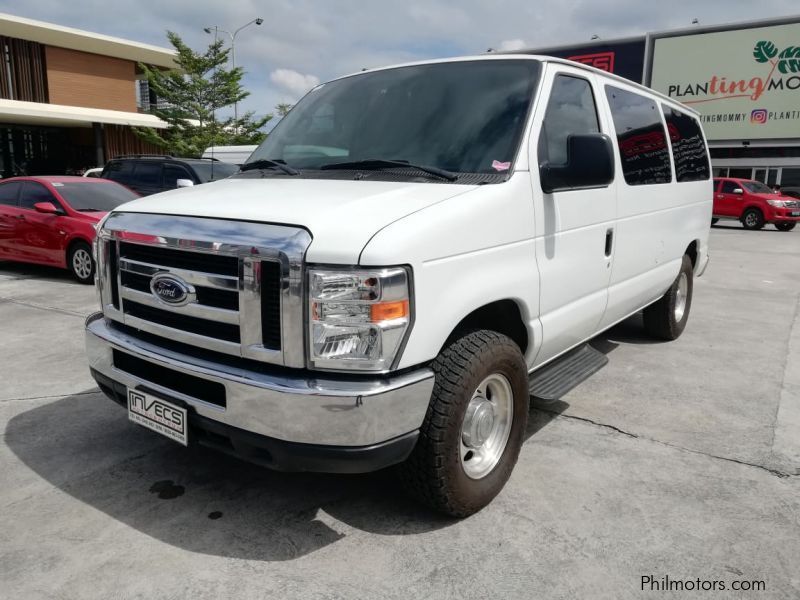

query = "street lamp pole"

[{"left": 204, "top": 17, "right": 263, "bottom": 122}]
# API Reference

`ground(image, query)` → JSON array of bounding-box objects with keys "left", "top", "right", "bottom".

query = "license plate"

[
  {"left": 791, "top": 211, "right": 800, "bottom": 217},
  {"left": 128, "top": 390, "right": 188, "bottom": 446}
]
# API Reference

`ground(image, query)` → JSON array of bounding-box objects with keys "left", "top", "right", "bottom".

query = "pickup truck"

[
  {"left": 712, "top": 177, "right": 799, "bottom": 231},
  {"left": 86, "top": 55, "right": 711, "bottom": 517}
]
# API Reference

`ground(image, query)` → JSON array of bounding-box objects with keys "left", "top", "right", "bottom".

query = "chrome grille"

[
  {"left": 784, "top": 200, "right": 800, "bottom": 209},
  {"left": 96, "top": 213, "right": 311, "bottom": 368}
]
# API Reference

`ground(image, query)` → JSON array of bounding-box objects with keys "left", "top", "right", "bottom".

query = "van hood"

[{"left": 114, "top": 177, "right": 478, "bottom": 263}]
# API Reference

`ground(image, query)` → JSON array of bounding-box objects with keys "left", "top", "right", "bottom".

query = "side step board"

[{"left": 529, "top": 344, "right": 608, "bottom": 401}]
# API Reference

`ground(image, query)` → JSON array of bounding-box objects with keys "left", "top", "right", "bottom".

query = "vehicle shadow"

[
  {"left": 0, "top": 261, "right": 77, "bottom": 283},
  {"left": 5, "top": 390, "right": 457, "bottom": 562},
  {"left": 712, "top": 223, "right": 785, "bottom": 233}
]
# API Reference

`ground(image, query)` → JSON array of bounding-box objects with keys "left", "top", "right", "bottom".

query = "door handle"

[
  {"left": 716, "top": 194, "right": 724, "bottom": 198},
  {"left": 604, "top": 228, "right": 614, "bottom": 257}
]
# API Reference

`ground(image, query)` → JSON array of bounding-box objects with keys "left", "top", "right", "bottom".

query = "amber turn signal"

[{"left": 370, "top": 300, "right": 409, "bottom": 322}]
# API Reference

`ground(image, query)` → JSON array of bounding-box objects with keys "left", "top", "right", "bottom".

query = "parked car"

[
  {"left": 712, "top": 177, "right": 799, "bottom": 231},
  {"left": 0, "top": 176, "right": 139, "bottom": 282},
  {"left": 202, "top": 145, "right": 258, "bottom": 165},
  {"left": 101, "top": 155, "right": 239, "bottom": 196},
  {"left": 782, "top": 186, "right": 800, "bottom": 200},
  {"left": 86, "top": 55, "right": 711, "bottom": 517}
]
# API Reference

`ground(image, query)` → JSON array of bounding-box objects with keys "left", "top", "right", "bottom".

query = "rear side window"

[
  {"left": 103, "top": 161, "right": 133, "bottom": 183},
  {"left": 0, "top": 181, "right": 23, "bottom": 206},
  {"left": 539, "top": 75, "right": 600, "bottom": 165},
  {"left": 132, "top": 162, "right": 163, "bottom": 186},
  {"left": 662, "top": 106, "right": 710, "bottom": 182},
  {"left": 720, "top": 180, "right": 740, "bottom": 194},
  {"left": 605, "top": 86, "right": 671, "bottom": 186}
]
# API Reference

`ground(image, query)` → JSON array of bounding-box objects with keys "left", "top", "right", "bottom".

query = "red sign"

[{"left": 567, "top": 51, "right": 616, "bottom": 73}]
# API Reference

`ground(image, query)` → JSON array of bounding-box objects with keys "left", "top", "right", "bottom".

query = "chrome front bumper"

[{"left": 85, "top": 313, "right": 434, "bottom": 447}]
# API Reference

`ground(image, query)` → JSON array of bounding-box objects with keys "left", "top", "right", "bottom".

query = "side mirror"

[
  {"left": 540, "top": 133, "right": 615, "bottom": 194},
  {"left": 176, "top": 179, "right": 194, "bottom": 188},
  {"left": 733, "top": 188, "right": 743, "bottom": 195},
  {"left": 33, "top": 202, "right": 60, "bottom": 215}
]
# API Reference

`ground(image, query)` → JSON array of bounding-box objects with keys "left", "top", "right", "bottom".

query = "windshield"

[
  {"left": 741, "top": 181, "right": 774, "bottom": 194},
  {"left": 191, "top": 161, "right": 239, "bottom": 182},
  {"left": 246, "top": 60, "right": 541, "bottom": 176},
  {"left": 54, "top": 182, "right": 138, "bottom": 211}
]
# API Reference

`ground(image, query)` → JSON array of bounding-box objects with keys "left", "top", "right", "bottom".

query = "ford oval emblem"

[{"left": 150, "top": 273, "right": 193, "bottom": 306}]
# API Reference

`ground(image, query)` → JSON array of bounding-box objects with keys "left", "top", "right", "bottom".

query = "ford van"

[{"left": 85, "top": 55, "right": 712, "bottom": 517}]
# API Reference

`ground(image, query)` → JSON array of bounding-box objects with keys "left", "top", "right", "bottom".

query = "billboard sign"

[
  {"left": 538, "top": 39, "right": 646, "bottom": 83},
  {"left": 650, "top": 21, "right": 800, "bottom": 141}
]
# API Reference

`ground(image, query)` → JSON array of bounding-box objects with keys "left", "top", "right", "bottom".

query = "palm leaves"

[{"left": 753, "top": 40, "right": 778, "bottom": 63}]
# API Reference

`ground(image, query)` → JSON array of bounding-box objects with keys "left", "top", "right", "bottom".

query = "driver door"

[
  {"left": 14, "top": 182, "right": 65, "bottom": 266},
  {"left": 717, "top": 179, "right": 743, "bottom": 217}
]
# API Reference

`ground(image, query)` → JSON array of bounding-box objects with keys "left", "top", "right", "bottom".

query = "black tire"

[
  {"left": 399, "top": 330, "right": 529, "bottom": 517},
  {"left": 643, "top": 254, "right": 693, "bottom": 341},
  {"left": 741, "top": 208, "right": 764, "bottom": 230},
  {"left": 67, "top": 241, "right": 95, "bottom": 284},
  {"left": 711, "top": 218, "right": 719, "bottom": 226},
  {"left": 776, "top": 223, "right": 796, "bottom": 232}
]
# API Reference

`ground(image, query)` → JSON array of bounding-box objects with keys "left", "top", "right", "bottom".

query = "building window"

[{"left": 0, "top": 36, "right": 48, "bottom": 102}]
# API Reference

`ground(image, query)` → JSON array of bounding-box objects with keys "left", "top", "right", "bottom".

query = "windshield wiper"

[
  {"left": 319, "top": 159, "right": 458, "bottom": 182},
  {"left": 240, "top": 159, "right": 300, "bottom": 176},
  {"left": 76, "top": 207, "right": 105, "bottom": 212}
]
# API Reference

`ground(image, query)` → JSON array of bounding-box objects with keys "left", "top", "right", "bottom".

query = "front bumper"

[{"left": 85, "top": 313, "right": 434, "bottom": 472}]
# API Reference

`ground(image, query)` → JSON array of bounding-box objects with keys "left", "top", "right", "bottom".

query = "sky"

[{"left": 1, "top": 1, "right": 798, "bottom": 124}]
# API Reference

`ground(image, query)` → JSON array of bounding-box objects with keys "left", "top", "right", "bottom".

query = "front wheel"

[
  {"left": 742, "top": 208, "right": 764, "bottom": 230},
  {"left": 776, "top": 223, "right": 796, "bottom": 232},
  {"left": 68, "top": 241, "right": 94, "bottom": 284},
  {"left": 643, "top": 254, "right": 694, "bottom": 341},
  {"left": 400, "top": 330, "right": 529, "bottom": 517}
]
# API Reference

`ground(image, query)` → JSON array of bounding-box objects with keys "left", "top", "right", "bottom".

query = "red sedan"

[{"left": 0, "top": 176, "right": 139, "bottom": 283}]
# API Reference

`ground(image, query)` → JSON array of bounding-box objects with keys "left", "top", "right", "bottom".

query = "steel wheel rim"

[
  {"left": 460, "top": 373, "right": 514, "bottom": 480},
  {"left": 674, "top": 272, "right": 688, "bottom": 322},
  {"left": 73, "top": 249, "right": 92, "bottom": 280},
  {"left": 745, "top": 213, "right": 757, "bottom": 227}
]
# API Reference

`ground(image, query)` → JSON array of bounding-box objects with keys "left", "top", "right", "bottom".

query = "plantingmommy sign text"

[{"left": 650, "top": 21, "right": 800, "bottom": 141}]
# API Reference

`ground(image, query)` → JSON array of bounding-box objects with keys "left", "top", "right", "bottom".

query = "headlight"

[
  {"left": 308, "top": 267, "right": 412, "bottom": 371},
  {"left": 767, "top": 199, "right": 787, "bottom": 207}
]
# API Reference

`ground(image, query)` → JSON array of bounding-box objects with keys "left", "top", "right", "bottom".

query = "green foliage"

[
  {"left": 777, "top": 46, "right": 800, "bottom": 74},
  {"left": 134, "top": 31, "right": 271, "bottom": 157},
  {"left": 752, "top": 40, "right": 778, "bottom": 63},
  {"left": 275, "top": 103, "right": 294, "bottom": 117}
]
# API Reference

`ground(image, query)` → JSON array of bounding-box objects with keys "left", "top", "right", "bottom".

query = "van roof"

[{"left": 333, "top": 54, "right": 699, "bottom": 117}]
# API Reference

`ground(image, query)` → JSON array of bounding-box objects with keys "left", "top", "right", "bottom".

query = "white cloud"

[
  {"left": 498, "top": 39, "right": 528, "bottom": 51},
  {"left": 269, "top": 69, "right": 321, "bottom": 99}
]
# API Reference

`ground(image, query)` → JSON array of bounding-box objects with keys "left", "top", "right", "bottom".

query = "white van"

[
  {"left": 201, "top": 145, "right": 258, "bottom": 165},
  {"left": 86, "top": 55, "right": 711, "bottom": 517}
]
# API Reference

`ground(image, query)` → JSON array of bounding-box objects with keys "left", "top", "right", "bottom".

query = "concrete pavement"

[{"left": 1, "top": 224, "right": 799, "bottom": 599}]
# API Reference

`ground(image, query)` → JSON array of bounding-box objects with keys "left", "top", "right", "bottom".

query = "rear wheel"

[
  {"left": 643, "top": 254, "right": 693, "bottom": 341},
  {"left": 68, "top": 241, "right": 94, "bottom": 284},
  {"left": 742, "top": 209, "right": 764, "bottom": 230},
  {"left": 399, "top": 330, "right": 528, "bottom": 517},
  {"left": 776, "top": 223, "right": 796, "bottom": 232}
]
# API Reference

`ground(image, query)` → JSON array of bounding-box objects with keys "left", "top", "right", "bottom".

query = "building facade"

[
  {"left": 0, "top": 12, "right": 175, "bottom": 177},
  {"left": 514, "top": 15, "right": 800, "bottom": 188}
]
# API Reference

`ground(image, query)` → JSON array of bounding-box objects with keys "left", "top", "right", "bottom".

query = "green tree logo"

[{"left": 754, "top": 40, "right": 800, "bottom": 74}]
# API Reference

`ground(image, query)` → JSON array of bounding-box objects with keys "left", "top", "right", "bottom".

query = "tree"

[
  {"left": 135, "top": 31, "right": 271, "bottom": 157},
  {"left": 275, "top": 103, "right": 293, "bottom": 118}
]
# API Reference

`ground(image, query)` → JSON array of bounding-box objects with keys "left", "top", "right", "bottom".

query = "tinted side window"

[
  {"left": 539, "top": 75, "right": 600, "bottom": 165},
  {"left": 132, "top": 162, "right": 163, "bottom": 186},
  {"left": 721, "top": 180, "right": 740, "bottom": 194},
  {"left": 662, "top": 106, "right": 710, "bottom": 182},
  {"left": 103, "top": 161, "right": 134, "bottom": 183},
  {"left": 20, "top": 182, "right": 58, "bottom": 210},
  {"left": 163, "top": 164, "right": 193, "bottom": 189},
  {"left": 0, "top": 181, "right": 23, "bottom": 206},
  {"left": 605, "top": 86, "right": 671, "bottom": 186}
]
